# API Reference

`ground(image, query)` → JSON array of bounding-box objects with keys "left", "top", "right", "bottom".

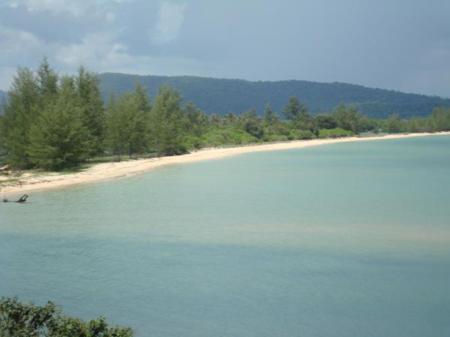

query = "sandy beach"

[{"left": 1, "top": 132, "right": 449, "bottom": 197}]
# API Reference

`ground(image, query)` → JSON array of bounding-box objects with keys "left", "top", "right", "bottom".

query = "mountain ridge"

[{"left": 98, "top": 73, "right": 450, "bottom": 118}]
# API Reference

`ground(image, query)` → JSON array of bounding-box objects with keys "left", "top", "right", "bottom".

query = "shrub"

[{"left": 0, "top": 298, "right": 133, "bottom": 337}]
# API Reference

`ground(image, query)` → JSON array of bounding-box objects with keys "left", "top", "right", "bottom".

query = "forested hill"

[{"left": 99, "top": 73, "right": 450, "bottom": 118}]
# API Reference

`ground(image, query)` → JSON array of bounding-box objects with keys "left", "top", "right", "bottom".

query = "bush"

[
  {"left": 318, "top": 128, "right": 354, "bottom": 138},
  {"left": 288, "top": 129, "right": 315, "bottom": 140},
  {"left": 0, "top": 297, "right": 133, "bottom": 337},
  {"left": 201, "top": 127, "right": 258, "bottom": 147}
]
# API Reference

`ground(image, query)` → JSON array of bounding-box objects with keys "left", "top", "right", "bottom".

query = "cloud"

[
  {"left": 0, "top": 26, "right": 41, "bottom": 53},
  {"left": 54, "top": 31, "right": 204, "bottom": 77},
  {"left": 0, "top": 0, "right": 449, "bottom": 96},
  {"left": 56, "top": 32, "right": 132, "bottom": 69},
  {"left": 151, "top": 1, "right": 187, "bottom": 45},
  {"left": 5, "top": 0, "right": 129, "bottom": 17},
  {"left": 0, "top": 26, "right": 53, "bottom": 89}
]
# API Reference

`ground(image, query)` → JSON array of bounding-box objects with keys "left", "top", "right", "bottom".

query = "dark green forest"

[
  {"left": 1, "top": 61, "right": 450, "bottom": 171},
  {"left": 99, "top": 73, "right": 450, "bottom": 118}
]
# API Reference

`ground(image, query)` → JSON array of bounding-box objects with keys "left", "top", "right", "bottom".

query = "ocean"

[{"left": 1, "top": 135, "right": 450, "bottom": 337}]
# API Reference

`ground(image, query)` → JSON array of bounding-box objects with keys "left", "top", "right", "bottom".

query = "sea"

[{"left": 1, "top": 135, "right": 450, "bottom": 337}]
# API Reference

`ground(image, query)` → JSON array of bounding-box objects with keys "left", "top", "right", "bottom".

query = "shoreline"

[{"left": 1, "top": 132, "right": 449, "bottom": 197}]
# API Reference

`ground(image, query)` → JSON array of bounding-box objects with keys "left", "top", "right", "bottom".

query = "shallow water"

[{"left": 1, "top": 136, "right": 450, "bottom": 337}]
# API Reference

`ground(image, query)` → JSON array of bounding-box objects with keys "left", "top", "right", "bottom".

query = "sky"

[{"left": 0, "top": 0, "right": 449, "bottom": 97}]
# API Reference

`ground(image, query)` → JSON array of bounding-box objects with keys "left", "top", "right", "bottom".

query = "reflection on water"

[{"left": 1, "top": 136, "right": 450, "bottom": 337}]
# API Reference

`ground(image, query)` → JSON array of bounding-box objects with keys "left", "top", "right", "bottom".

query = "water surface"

[{"left": 1, "top": 136, "right": 450, "bottom": 337}]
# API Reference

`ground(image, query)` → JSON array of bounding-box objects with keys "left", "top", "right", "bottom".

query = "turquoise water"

[{"left": 1, "top": 136, "right": 450, "bottom": 337}]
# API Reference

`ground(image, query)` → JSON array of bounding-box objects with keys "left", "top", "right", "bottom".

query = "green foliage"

[
  {"left": 1, "top": 60, "right": 104, "bottom": 170},
  {"left": 283, "top": 97, "right": 314, "bottom": 131},
  {"left": 27, "top": 77, "right": 90, "bottom": 170},
  {"left": 240, "top": 109, "right": 264, "bottom": 139},
  {"left": 315, "top": 115, "right": 337, "bottom": 129},
  {"left": 149, "top": 86, "right": 187, "bottom": 155},
  {"left": 1, "top": 68, "right": 40, "bottom": 168},
  {"left": 319, "top": 128, "right": 354, "bottom": 138},
  {"left": 2, "top": 60, "right": 450, "bottom": 173},
  {"left": 263, "top": 103, "right": 279, "bottom": 126},
  {"left": 0, "top": 297, "right": 133, "bottom": 337},
  {"left": 332, "top": 104, "right": 367, "bottom": 133},
  {"left": 183, "top": 102, "right": 208, "bottom": 137},
  {"left": 201, "top": 126, "right": 258, "bottom": 147},
  {"left": 105, "top": 85, "right": 151, "bottom": 159},
  {"left": 37, "top": 58, "right": 58, "bottom": 100},
  {"left": 384, "top": 113, "right": 405, "bottom": 133},
  {"left": 75, "top": 67, "right": 105, "bottom": 155},
  {"left": 288, "top": 129, "right": 315, "bottom": 140},
  {"left": 430, "top": 107, "right": 450, "bottom": 131}
]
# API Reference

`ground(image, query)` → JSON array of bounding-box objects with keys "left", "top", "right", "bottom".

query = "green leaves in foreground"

[{"left": 0, "top": 297, "right": 133, "bottom": 337}]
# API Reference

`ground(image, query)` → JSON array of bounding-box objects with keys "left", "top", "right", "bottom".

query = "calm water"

[{"left": 1, "top": 136, "right": 450, "bottom": 337}]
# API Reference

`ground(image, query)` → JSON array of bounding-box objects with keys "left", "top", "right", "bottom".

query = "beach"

[{"left": 1, "top": 132, "right": 449, "bottom": 197}]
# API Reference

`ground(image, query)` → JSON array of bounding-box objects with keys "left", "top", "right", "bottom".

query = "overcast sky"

[{"left": 1, "top": 0, "right": 449, "bottom": 97}]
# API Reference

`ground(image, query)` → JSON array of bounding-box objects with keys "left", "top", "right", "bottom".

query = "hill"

[{"left": 98, "top": 73, "right": 450, "bottom": 118}]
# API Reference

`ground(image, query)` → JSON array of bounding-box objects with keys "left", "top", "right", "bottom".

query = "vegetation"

[
  {"left": 0, "top": 60, "right": 449, "bottom": 171},
  {"left": 0, "top": 297, "right": 133, "bottom": 337},
  {"left": 98, "top": 73, "right": 450, "bottom": 118}
]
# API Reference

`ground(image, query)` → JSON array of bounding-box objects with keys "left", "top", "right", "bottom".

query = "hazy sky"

[{"left": 1, "top": 0, "right": 449, "bottom": 97}]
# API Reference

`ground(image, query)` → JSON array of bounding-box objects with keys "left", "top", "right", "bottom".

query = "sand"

[{"left": 1, "top": 132, "right": 449, "bottom": 197}]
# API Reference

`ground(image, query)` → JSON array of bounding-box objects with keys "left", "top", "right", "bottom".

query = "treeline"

[
  {"left": 0, "top": 297, "right": 133, "bottom": 337},
  {"left": 0, "top": 60, "right": 449, "bottom": 171}
]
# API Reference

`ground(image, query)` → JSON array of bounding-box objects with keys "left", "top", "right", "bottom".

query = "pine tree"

[
  {"left": 27, "top": 77, "right": 89, "bottom": 170},
  {"left": 1, "top": 68, "right": 40, "bottom": 168},
  {"left": 75, "top": 67, "right": 105, "bottom": 156},
  {"left": 283, "top": 97, "right": 313, "bottom": 130},
  {"left": 37, "top": 57, "right": 58, "bottom": 101},
  {"left": 184, "top": 102, "right": 208, "bottom": 137},
  {"left": 105, "top": 85, "right": 151, "bottom": 159},
  {"left": 149, "top": 86, "right": 187, "bottom": 155},
  {"left": 105, "top": 95, "right": 129, "bottom": 159}
]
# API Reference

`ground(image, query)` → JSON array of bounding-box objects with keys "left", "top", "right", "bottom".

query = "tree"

[
  {"left": 37, "top": 58, "right": 58, "bottom": 101},
  {"left": 430, "top": 107, "right": 450, "bottom": 131},
  {"left": 105, "top": 85, "right": 151, "bottom": 159},
  {"left": 384, "top": 113, "right": 404, "bottom": 133},
  {"left": 263, "top": 103, "right": 279, "bottom": 126},
  {"left": 75, "top": 67, "right": 105, "bottom": 155},
  {"left": 184, "top": 102, "right": 208, "bottom": 137},
  {"left": 315, "top": 115, "right": 337, "bottom": 129},
  {"left": 1, "top": 68, "right": 40, "bottom": 168},
  {"left": 0, "top": 297, "right": 133, "bottom": 337},
  {"left": 283, "top": 97, "right": 313, "bottom": 130},
  {"left": 105, "top": 95, "right": 128, "bottom": 159},
  {"left": 27, "top": 77, "right": 90, "bottom": 170},
  {"left": 241, "top": 109, "right": 264, "bottom": 139},
  {"left": 149, "top": 86, "right": 187, "bottom": 155},
  {"left": 332, "top": 104, "right": 365, "bottom": 133}
]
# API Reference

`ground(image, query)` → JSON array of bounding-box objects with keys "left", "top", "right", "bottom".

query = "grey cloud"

[{"left": 0, "top": 0, "right": 449, "bottom": 97}]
